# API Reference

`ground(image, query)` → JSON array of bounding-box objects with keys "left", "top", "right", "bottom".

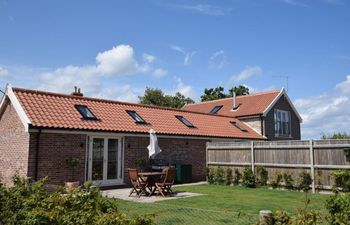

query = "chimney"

[
  {"left": 233, "top": 92, "right": 236, "bottom": 109},
  {"left": 71, "top": 86, "right": 84, "bottom": 97}
]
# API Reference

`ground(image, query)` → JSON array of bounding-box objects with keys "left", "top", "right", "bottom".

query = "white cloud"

[
  {"left": 231, "top": 66, "right": 262, "bottom": 82},
  {"left": 0, "top": 67, "right": 9, "bottom": 77},
  {"left": 172, "top": 4, "right": 231, "bottom": 16},
  {"left": 171, "top": 45, "right": 197, "bottom": 66},
  {"left": 294, "top": 75, "right": 350, "bottom": 139},
  {"left": 143, "top": 53, "right": 156, "bottom": 63},
  {"left": 174, "top": 77, "right": 195, "bottom": 99},
  {"left": 282, "top": 0, "right": 308, "bottom": 7},
  {"left": 152, "top": 68, "right": 168, "bottom": 78},
  {"left": 95, "top": 84, "right": 140, "bottom": 103},
  {"left": 96, "top": 44, "right": 140, "bottom": 76},
  {"left": 209, "top": 50, "right": 225, "bottom": 69},
  {"left": 335, "top": 74, "right": 350, "bottom": 95}
]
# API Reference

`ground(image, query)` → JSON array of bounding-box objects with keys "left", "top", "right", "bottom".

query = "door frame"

[{"left": 87, "top": 135, "right": 124, "bottom": 186}]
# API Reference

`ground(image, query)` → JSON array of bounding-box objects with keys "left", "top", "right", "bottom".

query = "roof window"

[
  {"left": 210, "top": 105, "right": 223, "bottom": 114},
  {"left": 175, "top": 115, "right": 195, "bottom": 128},
  {"left": 230, "top": 121, "right": 248, "bottom": 132},
  {"left": 127, "top": 110, "right": 147, "bottom": 124},
  {"left": 75, "top": 105, "right": 97, "bottom": 120}
]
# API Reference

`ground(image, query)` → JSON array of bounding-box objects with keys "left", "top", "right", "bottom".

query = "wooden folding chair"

[
  {"left": 127, "top": 168, "right": 148, "bottom": 198},
  {"left": 155, "top": 167, "right": 176, "bottom": 197}
]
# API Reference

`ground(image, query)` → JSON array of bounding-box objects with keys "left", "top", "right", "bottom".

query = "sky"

[{"left": 0, "top": 0, "right": 350, "bottom": 139}]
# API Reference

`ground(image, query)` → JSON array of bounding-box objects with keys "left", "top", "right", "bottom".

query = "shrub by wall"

[{"left": 0, "top": 177, "right": 154, "bottom": 225}]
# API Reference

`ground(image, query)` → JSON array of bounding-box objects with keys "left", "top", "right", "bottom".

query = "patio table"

[{"left": 138, "top": 172, "right": 165, "bottom": 196}]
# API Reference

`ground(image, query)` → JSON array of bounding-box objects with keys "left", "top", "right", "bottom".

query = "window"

[
  {"left": 230, "top": 121, "right": 248, "bottom": 132},
  {"left": 210, "top": 105, "right": 223, "bottom": 114},
  {"left": 274, "top": 109, "right": 291, "bottom": 137},
  {"left": 126, "top": 110, "right": 147, "bottom": 123},
  {"left": 75, "top": 105, "right": 97, "bottom": 120},
  {"left": 175, "top": 115, "right": 195, "bottom": 128}
]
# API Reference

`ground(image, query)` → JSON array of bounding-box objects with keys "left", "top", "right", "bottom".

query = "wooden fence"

[{"left": 206, "top": 140, "right": 350, "bottom": 193}]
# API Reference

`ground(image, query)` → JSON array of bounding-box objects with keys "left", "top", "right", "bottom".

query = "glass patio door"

[{"left": 88, "top": 137, "right": 123, "bottom": 185}]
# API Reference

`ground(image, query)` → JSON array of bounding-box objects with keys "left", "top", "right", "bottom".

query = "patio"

[{"left": 102, "top": 181, "right": 206, "bottom": 203}]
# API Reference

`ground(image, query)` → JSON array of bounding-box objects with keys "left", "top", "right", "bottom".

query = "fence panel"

[{"left": 207, "top": 139, "right": 350, "bottom": 191}]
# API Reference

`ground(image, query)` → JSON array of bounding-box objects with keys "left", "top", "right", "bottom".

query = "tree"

[
  {"left": 200, "top": 87, "right": 227, "bottom": 102},
  {"left": 228, "top": 85, "right": 249, "bottom": 97},
  {"left": 138, "top": 87, "right": 194, "bottom": 109},
  {"left": 321, "top": 132, "right": 350, "bottom": 139},
  {"left": 200, "top": 85, "right": 250, "bottom": 102}
]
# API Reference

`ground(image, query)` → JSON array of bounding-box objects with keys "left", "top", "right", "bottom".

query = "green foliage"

[
  {"left": 135, "top": 156, "right": 148, "bottom": 168},
  {"left": 271, "top": 173, "right": 283, "bottom": 189},
  {"left": 206, "top": 167, "right": 215, "bottom": 184},
  {"left": 66, "top": 157, "right": 80, "bottom": 181},
  {"left": 138, "top": 87, "right": 194, "bottom": 109},
  {"left": 233, "top": 169, "right": 242, "bottom": 185},
  {"left": 214, "top": 167, "right": 225, "bottom": 185},
  {"left": 225, "top": 168, "right": 233, "bottom": 185},
  {"left": 200, "top": 85, "right": 250, "bottom": 102},
  {"left": 296, "top": 171, "right": 312, "bottom": 192},
  {"left": 321, "top": 132, "right": 350, "bottom": 140},
  {"left": 0, "top": 176, "right": 154, "bottom": 225},
  {"left": 326, "top": 192, "right": 350, "bottom": 225},
  {"left": 272, "top": 194, "right": 321, "bottom": 225},
  {"left": 283, "top": 173, "right": 294, "bottom": 190},
  {"left": 242, "top": 167, "right": 256, "bottom": 188},
  {"left": 332, "top": 170, "right": 350, "bottom": 192},
  {"left": 256, "top": 166, "right": 268, "bottom": 186},
  {"left": 228, "top": 85, "right": 250, "bottom": 97}
]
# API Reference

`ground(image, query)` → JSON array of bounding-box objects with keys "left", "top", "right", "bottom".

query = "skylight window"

[
  {"left": 175, "top": 115, "right": 195, "bottom": 128},
  {"left": 75, "top": 105, "right": 97, "bottom": 120},
  {"left": 126, "top": 110, "right": 147, "bottom": 124},
  {"left": 230, "top": 121, "right": 248, "bottom": 132},
  {"left": 210, "top": 105, "right": 223, "bottom": 114}
]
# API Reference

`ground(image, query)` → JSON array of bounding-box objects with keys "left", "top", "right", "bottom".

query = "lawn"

[{"left": 111, "top": 184, "right": 330, "bottom": 225}]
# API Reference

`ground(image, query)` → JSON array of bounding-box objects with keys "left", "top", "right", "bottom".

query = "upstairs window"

[
  {"left": 126, "top": 110, "right": 147, "bottom": 124},
  {"left": 176, "top": 115, "right": 195, "bottom": 128},
  {"left": 210, "top": 105, "right": 223, "bottom": 114},
  {"left": 274, "top": 109, "right": 291, "bottom": 137},
  {"left": 75, "top": 105, "right": 97, "bottom": 120},
  {"left": 230, "top": 121, "right": 248, "bottom": 132}
]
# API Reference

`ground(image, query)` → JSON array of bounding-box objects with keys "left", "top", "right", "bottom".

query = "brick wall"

[
  {"left": 123, "top": 136, "right": 209, "bottom": 183},
  {"left": 0, "top": 101, "right": 30, "bottom": 186},
  {"left": 29, "top": 133, "right": 87, "bottom": 185}
]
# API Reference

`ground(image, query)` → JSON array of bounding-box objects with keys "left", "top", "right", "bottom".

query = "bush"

[
  {"left": 225, "top": 168, "right": 233, "bottom": 185},
  {"left": 233, "top": 169, "right": 241, "bottom": 185},
  {"left": 0, "top": 176, "right": 154, "bottom": 225},
  {"left": 332, "top": 170, "right": 350, "bottom": 192},
  {"left": 206, "top": 167, "right": 215, "bottom": 184},
  {"left": 242, "top": 166, "right": 256, "bottom": 188},
  {"left": 296, "top": 171, "right": 312, "bottom": 192},
  {"left": 214, "top": 167, "right": 225, "bottom": 185},
  {"left": 271, "top": 173, "right": 283, "bottom": 189},
  {"left": 283, "top": 173, "right": 294, "bottom": 190},
  {"left": 326, "top": 192, "right": 350, "bottom": 224},
  {"left": 256, "top": 166, "right": 268, "bottom": 186}
]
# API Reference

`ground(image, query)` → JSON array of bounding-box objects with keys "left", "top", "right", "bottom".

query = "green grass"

[{"left": 111, "top": 184, "right": 330, "bottom": 225}]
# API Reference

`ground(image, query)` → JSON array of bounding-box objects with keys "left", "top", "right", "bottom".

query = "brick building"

[{"left": 0, "top": 85, "right": 265, "bottom": 187}]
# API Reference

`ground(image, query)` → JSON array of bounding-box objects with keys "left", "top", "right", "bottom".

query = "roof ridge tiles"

[{"left": 184, "top": 89, "right": 281, "bottom": 107}]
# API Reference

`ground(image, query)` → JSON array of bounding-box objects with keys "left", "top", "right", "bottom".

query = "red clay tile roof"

[
  {"left": 183, "top": 90, "right": 281, "bottom": 118},
  {"left": 13, "top": 87, "right": 265, "bottom": 140}
]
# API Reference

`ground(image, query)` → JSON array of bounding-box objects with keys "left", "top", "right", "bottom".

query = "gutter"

[{"left": 34, "top": 129, "right": 42, "bottom": 181}]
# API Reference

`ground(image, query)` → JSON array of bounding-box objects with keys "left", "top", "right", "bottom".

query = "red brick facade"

[
  {"left": 123, "top": 136, "right": 209, "bottom": 183},
  {"left": 0, "top": 102, "right": 209, "bottom": 186},
  {"left": 28, "top": 133, "right": 87, "bottom": 185},
  {"left": 0, "top": 101, "right": 30, "bottom": 185}
]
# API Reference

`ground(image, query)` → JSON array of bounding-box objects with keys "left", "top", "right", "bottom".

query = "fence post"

[
  {"left": 309, "top": 140, "right": 315, "bottom": 193},
  {"left": 251, "top": 141, "right": 255, "bottom": 173}
]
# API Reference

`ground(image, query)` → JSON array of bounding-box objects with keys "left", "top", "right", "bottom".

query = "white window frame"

[{"left": 274, "top": 109, "right": 292, "bottom": 137}]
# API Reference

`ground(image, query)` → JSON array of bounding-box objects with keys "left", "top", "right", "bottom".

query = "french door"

[{"left": 88, "top": 137, "right": 123, "bottom": 185}]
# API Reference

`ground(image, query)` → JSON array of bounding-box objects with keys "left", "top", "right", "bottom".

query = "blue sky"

[{"left": 1, "top": 0, "right": 350, "bottom": 139}]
